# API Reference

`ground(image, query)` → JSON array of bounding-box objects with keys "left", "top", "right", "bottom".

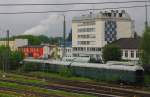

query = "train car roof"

[{"left": 24, "top": 59, "right": 144, "bottom": 71}]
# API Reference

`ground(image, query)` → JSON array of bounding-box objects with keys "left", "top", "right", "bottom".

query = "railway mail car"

[
  {"left": 23, "top": 59, "right": 144, "bottom": 84},
  {"left": 70, "top": 62, "right": 144, "bottom": 83}
]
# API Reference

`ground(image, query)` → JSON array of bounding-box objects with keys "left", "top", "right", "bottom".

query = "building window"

[
  {"left": 78, "top": 21, "right": 96, "bottom": 26},
  {"left": 77, "top": 41, "right": 95, "bottom": 45},
  {"left": 78, "top": 28, "right": 95, "bottom": 32},
  {"left": 136, "top": 51, "right": 139, "bottom": 58},
  {"left": 125, "top": 50, "right": 128, "bottom": 57},
  {"left": 131, "top": 51, "right": 134, "bottom": 58},
  {"left": 78, "top": 34, "right": 96, "bottom": 39},
  {"left": 97, "top": 48, "right": 101, "bottom": 51}
]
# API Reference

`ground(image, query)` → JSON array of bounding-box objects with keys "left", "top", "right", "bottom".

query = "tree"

[
  {"left": 49, "top": 37, "right": 62, "bottom": 45},
  {"left": 102, "top": 44, "right": 121, "bottom": 62},
  {"left": 0, "top": 45, "right": 24, "bottom": 71},
  {"left": 1, "top": 35, "right": 63, "bottom": 45},
  {"left": 38, "top": 35, "right": 50, "bottom": 44},
  {"left": 9, "top": 51, "right": 24, "bottom": 70},
  {"left": 0, "top": 45, "right": 10, "bottom": 71},
  {"left": 140, "top": 26, "right": 150, "bottom": 67}
]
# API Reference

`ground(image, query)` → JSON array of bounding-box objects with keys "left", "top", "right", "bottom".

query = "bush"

[
  {"left": 9, "top": 51, "right": 24, "bottom": 70},
  {"left": 20, "top": 63, "right": 42, "bottom": 72},
  {"left": 102, "top": 44, "right": 121, "bottom": 63},
  {"left": 59, "top": 66, "right": 73, "bottom": 77},
  {"left": 140, "top": 26, "right": 150, "bottom": 66}
]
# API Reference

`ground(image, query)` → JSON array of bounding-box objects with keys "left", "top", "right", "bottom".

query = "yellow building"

[{"left": 0, "top": 39, "right": 28, "bottom": 51}]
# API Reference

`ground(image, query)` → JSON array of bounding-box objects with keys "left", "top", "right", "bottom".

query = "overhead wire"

[
  {"left": 0, "top": 0, "right": 149, "bottom": 6},
  {"left": 0, "top": 5, "right": 149, "bottom": 14}
]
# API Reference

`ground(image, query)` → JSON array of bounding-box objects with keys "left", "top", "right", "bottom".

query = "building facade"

[
  {"left": 0, "top": 39, "right": 28, "bottom": 51},
  {"left": 72, "top": 10, "right": 134, "bottom": 59},
  {"left": 113, "top": 38, "right": 140, "bottom": 61},
  {"left": 18, "top": 45, "right": 50, "bottom": 59},
  {"left": 58, "top": 41, "right": 73, "bottom": 59}
]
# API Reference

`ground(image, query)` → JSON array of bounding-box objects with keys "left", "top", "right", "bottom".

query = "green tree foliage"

[
  {"left": 59, "top": 67, "right": 73, "bottom": 77},
  {"left": 49, "top": 37, "right": 62, "bottom": 45},
  {"left": 9, "top": 35, "right": 62, "bottom": 45},
  {"left": 140, "top": 26, "right": 150, "bottom": 66},
  {"left": 102, "top": 44, "right": 121, "bottom": 62},
  {"left": 0, "top": 45, "right": 10, "bottom": 70},
  {"left": 9, "top": 51, "right": 24, "bottom": 70},
  {"left": 20, "top": 63, "right": 40, "bottom": 72},
  {"left": 0, "top": 46, "right": 24, "bottom": 71}
]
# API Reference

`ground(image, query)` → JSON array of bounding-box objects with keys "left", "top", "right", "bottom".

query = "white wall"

[
  {"left": 58, "top": 47, "right": 73, "bottom": 58},
  {"left": 43, "top": 46, "right": 50, "bottom": 58},
  {"left": 15, "top": 39, "right": 28, "bottom": 47},
  {"left": 122, "top": 49, "right": 139, "bottom": 61},
  {"left": 72, "top": 20, "right": 105, "bottom": 48},
  {"left": 117, "top": 20, "right": 134, "bottom": 39},
  {"left": 65, "top": 47, "right": 72, "bottom": 57}
]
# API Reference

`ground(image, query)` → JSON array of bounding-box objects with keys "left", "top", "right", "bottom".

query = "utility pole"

[
  {"left": 63, "top": 15, "right": 66, "bottom": 59},
  {"left": 145, "top": 1, "right": 148, "bottom": 29},
  {"left": 6, "top": 30, "right": 9, "bottom": 48},
  {"left": 6, "top": 30, "right": 10, "bottom": 72}
]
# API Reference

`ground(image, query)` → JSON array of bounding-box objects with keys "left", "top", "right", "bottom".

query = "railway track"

[
  {"left": 0, "top": 79, "right": 123, "bottom": 97},
  {"left": 0, "top": 78, "right": 150, "bottom": 97},
  {"left": 23, "top": 74, "right": 150, "bottom": 97},
  {"left": 24, "top": 73, "right": 144, "bottom": 89},
  {"left": 0, "top": 86, "right": 61, "bottom": 97}
]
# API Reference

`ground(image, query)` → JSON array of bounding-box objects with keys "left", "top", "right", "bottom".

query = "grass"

[
  {"left": 0, "top": 74, "right": 97, "bottom": 97},
  {"left": 0, "top": 73, "right": 48, "bottom": 85},
  {"left": 0, "top": 93, "right": 17, "bottom": 97},
  {"left": 27, "top": 71, "right": 94, "bottom": 82},
  {"left": 0, "top": 88, "right": 32, "bottom": 97}
]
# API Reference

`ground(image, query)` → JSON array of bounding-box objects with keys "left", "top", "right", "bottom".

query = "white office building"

[{"left": 72, "top": 10, "right": 134, "bottom": 59}]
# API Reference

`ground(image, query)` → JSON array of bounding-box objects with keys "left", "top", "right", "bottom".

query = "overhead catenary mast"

[
  {"left": 63, "top": 15, "right": 66, "bottom": 59},
  {"left": 6, "top": 30, "right": 9, "bottom": 48},
  {"left": 5, "top": 30, "right": 10, "bottom": 73},
  {"left": 145, "top": 1, "right": 148, "bottom": 28}
]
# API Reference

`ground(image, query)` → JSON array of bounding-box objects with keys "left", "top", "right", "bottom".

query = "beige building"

[
  {"left": 0, "top": 39, "right": 28, "bottom": 51},
  {"left": 72, "top": 10, "right": 134, "bottom": 59}
]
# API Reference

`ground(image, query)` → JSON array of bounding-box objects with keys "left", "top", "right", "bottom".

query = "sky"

[{"left": 0, "top": 0, "right": 149, "bottom": 37}]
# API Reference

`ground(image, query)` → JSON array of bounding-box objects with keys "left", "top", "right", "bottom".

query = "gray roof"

[
  {"left": 24, "top": 59, "right": 144, "bottom": 71},
  {"left": 112, "top": 38, "right": 141, "bottom": 49},
  {"left": 19, "top": 45, "right": 46, "bottom": 48}
]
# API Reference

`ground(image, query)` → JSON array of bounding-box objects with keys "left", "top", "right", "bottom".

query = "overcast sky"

[{"left": 0, "top": 0, "right": 149, "bottom": 37}]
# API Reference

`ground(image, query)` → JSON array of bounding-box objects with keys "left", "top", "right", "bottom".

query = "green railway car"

[{"left": 24, "top": 59, "right": 144, "bottom": 84}]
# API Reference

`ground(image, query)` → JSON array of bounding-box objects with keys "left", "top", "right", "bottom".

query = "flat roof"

[{"left": 24, "top": 59, "right": 144, "bottom": 71}]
